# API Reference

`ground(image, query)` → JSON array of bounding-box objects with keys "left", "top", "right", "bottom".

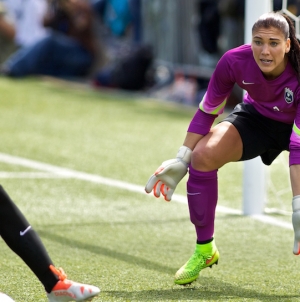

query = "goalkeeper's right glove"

[
  {"left": 292, "top": 195, "right": 300, "bottom": 255},
  {"left": 145, "top": 146, "right": 192, "bottom": 201}
]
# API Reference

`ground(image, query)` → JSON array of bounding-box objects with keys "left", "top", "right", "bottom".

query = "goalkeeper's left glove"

[
  {"left": 145, "top": 146, "right": 192, "bottom": 201},
  {"left": 292, "top": 195, "right": 300, "bottom": 254}
]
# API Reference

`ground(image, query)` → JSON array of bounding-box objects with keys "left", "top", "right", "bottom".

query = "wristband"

[
  {"left": 176, "top": 146, "right": 192, "bottom": 164},
  {"left": 293, "top": 195, "right": 300, "bottom": 212}
]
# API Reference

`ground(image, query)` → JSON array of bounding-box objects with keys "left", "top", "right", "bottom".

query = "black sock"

[
  {"left": 197, "top": 237, "right": 213, "bottom": 245},
  {"left": 0, "top": 185, "right": 58, "bottom": 293}
]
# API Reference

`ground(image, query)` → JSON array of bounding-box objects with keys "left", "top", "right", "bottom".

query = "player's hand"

[
  {"left": 145, "top": 146, "right": 192, "bottom": 201},
  {"left": 292, "top": 195, "right": 300, "bottom": 254}
]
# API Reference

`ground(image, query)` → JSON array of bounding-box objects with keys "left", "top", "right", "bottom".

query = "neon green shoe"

[{"left": 174, "top": 239, "right": 219, "bottom": 285}]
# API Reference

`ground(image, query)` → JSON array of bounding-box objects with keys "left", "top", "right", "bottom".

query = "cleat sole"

[
  {"left": 175, "top": 278, "right": 198, "bottom": 286},
  {"left": 209, "top": 260, "right": 218, "bottom": 268}
]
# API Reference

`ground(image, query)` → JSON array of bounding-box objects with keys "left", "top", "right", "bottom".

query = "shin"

[{"left": 187, "top": 166, "right": 218, "bottom": 242}]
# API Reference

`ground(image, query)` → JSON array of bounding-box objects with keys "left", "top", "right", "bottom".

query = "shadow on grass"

[
  {"left": 105, "top": 278, "right": 299, "bottom": 301},
  {"left": 37, "top": 229, "right": 176, "bottom": 275},
  {"left": 37, "top": 230, "right": 299, "bottom": 301},
  {"left": 40, "top": 216, "right": 191, "bottom": 228}
]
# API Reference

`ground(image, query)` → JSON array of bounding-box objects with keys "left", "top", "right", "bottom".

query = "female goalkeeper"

[{"left": 145, "top": 11, "right": 300, "bottom": 285}]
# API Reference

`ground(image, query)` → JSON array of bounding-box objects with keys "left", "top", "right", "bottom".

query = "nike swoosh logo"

[
  {"left": 20, "top": 225, "right": 31, "bottom": 236},
  {"left": 187, "top": 192, "right": 201, "bottom": 195},
  {"left": 242, "top": 80, "right": 255, "bottom": 85},
  {"left": 206, "top": 251, "right": 217, "bottom": 265}
]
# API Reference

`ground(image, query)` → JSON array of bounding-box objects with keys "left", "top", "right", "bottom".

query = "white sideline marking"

[
  {"left": 0, "top": 152, "right": 293, "bottom": 230},
  {"left": 251, "top": 214, "right": 292, "bottom": 230},
  {"left": 0, "top": 172, "right": 70, "bottom": 178}
]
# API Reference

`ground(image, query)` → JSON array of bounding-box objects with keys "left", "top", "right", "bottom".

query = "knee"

[{"left": 191, "top": 147, "right": 216, "bottom": 171}]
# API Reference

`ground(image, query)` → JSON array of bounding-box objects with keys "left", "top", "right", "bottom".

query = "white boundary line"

[
  {"left": 0, "top": 172, "right": 70, "bottom": 178},
  {"left": 0, "top": 152, "right": 293, "bottom": 231}
]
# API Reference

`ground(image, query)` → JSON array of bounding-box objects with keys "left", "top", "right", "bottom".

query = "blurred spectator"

[
  {"left": 2, "top": 0, "right": 98, "bottom": 78},
  {"left": 91, "top": 0, "right": 142, "bottom": 42},
  {"left": 3, "top": 0, "right": 48, "bottom": 46},
  {"left": 197, "top": 0, "right": 220, "bottom": 55},
  {"left": 129, "top": 0, "right": 142, "bottom": 44},
  {"left": 218, "top": 0, "right": 244, "bottom": 52},
  {"left": 99, "top": 0, "right": 132, "bottom": 38},
  {"left": 0, "top": 2, "right": 16, "bottom": 63},
  {"left": 91, "top": 0, "right": 142, "bottom": 65},
  {"left": 93, "top": 43, "right": 153, "bottom": 90},
  {"left": 273, "top": 0, "right": 300, "bottom": 14},
  {"left": 196, "top": 0, "right": 220, "bottom": 68},
  {"left": 0, "top": 0, "right": 48, "bottom": 64},
  {"left": 274, "top": 0, "right": 283, "bottom": 11},
  {"left": 92, "top": 0, "right": 152, "bottom": 91}
]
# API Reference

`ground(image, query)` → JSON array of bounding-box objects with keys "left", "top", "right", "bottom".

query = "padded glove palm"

[{"left": 145, "top": 146, "right": 192, "bottom": 201}]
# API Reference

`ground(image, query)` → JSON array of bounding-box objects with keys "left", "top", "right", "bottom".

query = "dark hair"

[{"left": 252, "top": 12, "right": 300, "bottom": 83}]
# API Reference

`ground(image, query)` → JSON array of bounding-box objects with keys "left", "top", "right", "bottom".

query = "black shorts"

[{"left": 222, "top": 103, "right": 293, "bottom": 166}]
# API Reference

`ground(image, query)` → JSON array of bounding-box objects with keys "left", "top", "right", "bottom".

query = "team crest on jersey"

[{"left": 284, "top": 87, "right": 294, "bottom": 104}]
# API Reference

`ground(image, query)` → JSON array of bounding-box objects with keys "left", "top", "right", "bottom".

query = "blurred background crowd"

[{"left": 0, "top": 0, "right": 299, "bottom": 107}]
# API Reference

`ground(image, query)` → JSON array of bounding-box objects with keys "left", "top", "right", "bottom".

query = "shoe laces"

[
  {"left": 186, "top": 251, "right": 206, "bottom": 269},
  {"left": 49, "top": 265, "right": 67, "bottom": 281},
  {"left": 187, "top": 247, "right": 211, "bottom": 267}
]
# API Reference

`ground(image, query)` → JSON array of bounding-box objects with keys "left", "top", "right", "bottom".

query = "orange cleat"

[{"left": 47, "top": 265, "right": 100, "bottom": 302}]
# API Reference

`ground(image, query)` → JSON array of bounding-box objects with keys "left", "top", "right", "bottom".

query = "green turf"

[{"left": 0, "top": 77, "right": 297, "bottom": 301}]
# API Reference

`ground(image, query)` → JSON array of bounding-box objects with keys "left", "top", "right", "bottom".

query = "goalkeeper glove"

[
  {"left": 292, "top": 195, "right": 300, "bottom": 255},
  {"left": 145, "top": 146, "right": 192, "bottom": 201}
]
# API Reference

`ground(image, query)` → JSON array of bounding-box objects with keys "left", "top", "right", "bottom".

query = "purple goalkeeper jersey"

[{"left": 188, "top": 44, "right": 300, "bottom": 165}]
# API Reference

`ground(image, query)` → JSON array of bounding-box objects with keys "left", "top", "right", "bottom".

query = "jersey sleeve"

[
  {"left": 200, "top": 51, "right": 236, "bottom": 115},
  {"left": 187, "top": 51, "right": 236, "bottom": 135}
]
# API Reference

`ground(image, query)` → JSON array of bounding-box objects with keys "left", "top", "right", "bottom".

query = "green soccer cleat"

[{"left": 174, "top": 239, "right": 219, "bottom": 285}]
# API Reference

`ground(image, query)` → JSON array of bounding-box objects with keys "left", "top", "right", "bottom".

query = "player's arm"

[
  {"left": 290, "top": 164, "right": 300, "bottom": 255},
  {"left": 144, "top": 109, "right": 212, "bottom": 202},
  {"left": 144, "top": 132, "right": 204, "bottom": 202},
  {"left": 290, "top": 164, "right": 300, "bottom": 196},
  {"left": 144, "top": 144, "right": 192, "bottom": 202},
  {"left": 145, "top": 52, "right": 234, "bottom": 202},
  {"left": 183, "top": 132, "right": 204, "bottom": 151},
  {"left": 145, "top": 97, "right": 217, "bottom": 202},
  {"left": 289, "top": 106, "right": 300, "bottom": 255}
]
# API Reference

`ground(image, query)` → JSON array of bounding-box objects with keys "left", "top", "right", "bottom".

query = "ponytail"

[{"left": 283, "top": 15, "right": 300, "bottom": 83}]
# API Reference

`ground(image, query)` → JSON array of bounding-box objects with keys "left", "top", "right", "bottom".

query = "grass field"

[{"left": 0, "top": 76, "right": 298, "bottom": 302}]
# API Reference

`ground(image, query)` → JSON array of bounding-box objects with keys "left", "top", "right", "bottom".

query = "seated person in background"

[
  {"left": 91, "top": 0, "right": 142, "bottom": 64},
  {"left": 2, "top": 0, "right": 98, "bottom": 78},
  {"left": 91, "top": 0, "right": 153, "bottom": 91},
  {"left": 0, "top": 2, "right": 16, "bottom": 64},
  {"left": 3, "top": 0, "right": 49, "bottom": 47},
  {"left": 0, "top": 0, "right": 48, "bottom": 64}
]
